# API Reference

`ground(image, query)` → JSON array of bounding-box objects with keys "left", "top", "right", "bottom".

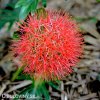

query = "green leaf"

[
  {"left": 74, "top": 17, "right": 85, "bottom": 22},
  {"left": 19, "top": 5, "right": 30, "bottom": 19},
  {"left": 48, "top": 81, "right": 60, "bottom": 91},
  {"left": 14, "top": 80, "right": 50, "bottom": 100},
  {"left": 15, "top": 0, "right": 34, "bottom": 8},
  {"left": 41, "top": 83, "right": 50, "bottom": 100},
  {"left": 89, "top": 17, "right": 97, "bottom": 23},
  {"left": 0, "top": 4, "right": 19, "bottom": 30},
  {"left": 26, "top": 0, "right": 35, "bottom": 4},
  {"left": 13, "top": 85, "right": 34, "bottom": 100},
  {"left": 17, "top": 74, "right": 31, "bottom": 80},
  {"left": 12, "top": 66, "right": 24, "bottom": 81},
  {"left": 16, "top": 0, "right": 40, "bottom": 19},
  {"left": 8, "top": 21, "right": 14, "bottom": 31},
  {"left": 42, "top": 0, "right": 47, "bottom": 7},
  {"left": 34, "top": 82, "right": 50, "bottom": 100},
  {"left": 96, "top": 0, "right": 100, "bottom": 2},
  {"left": 15, "top": 0, "right": 26, "bottom": 8},
  {"left": 30, "top": 0, "right": 39, "bottom": 12}
]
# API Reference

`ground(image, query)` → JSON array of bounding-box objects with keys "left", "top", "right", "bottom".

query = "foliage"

[
  {"left": 13, "top": 74, "right": 60, "bottom": 100},
  {"left": 0, "top": 0, "right": 19, "bottom": 30},
  {"left": 0, "top": 0, "right": 47, "bottom": 30},
  {"left": 15, "top": 0, "right": 47, "bottom": 19},
  {"left": 96, "top": 0, "right": 100, "bottom": 2}
]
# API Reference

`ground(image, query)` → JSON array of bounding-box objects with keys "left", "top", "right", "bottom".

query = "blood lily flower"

[{"left": 12, "top": 11, "right": 83, "bottom": 81}]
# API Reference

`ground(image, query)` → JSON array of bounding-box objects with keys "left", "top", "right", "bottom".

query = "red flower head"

[{"left": 12, "top": 10, "right": 83, "bottom": 81}]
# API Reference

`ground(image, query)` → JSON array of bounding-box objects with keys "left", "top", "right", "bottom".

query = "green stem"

[
  {"left": 11, "top": 66, "right": 24, "bottom": 81},
  {"left": 34, "top": 77, "right": 44, "bottom": 93}
]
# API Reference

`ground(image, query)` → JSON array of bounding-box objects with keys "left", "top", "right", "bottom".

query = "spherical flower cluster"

[{"left": 12, "top": 11, "right": 83, "bottom": 81}]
